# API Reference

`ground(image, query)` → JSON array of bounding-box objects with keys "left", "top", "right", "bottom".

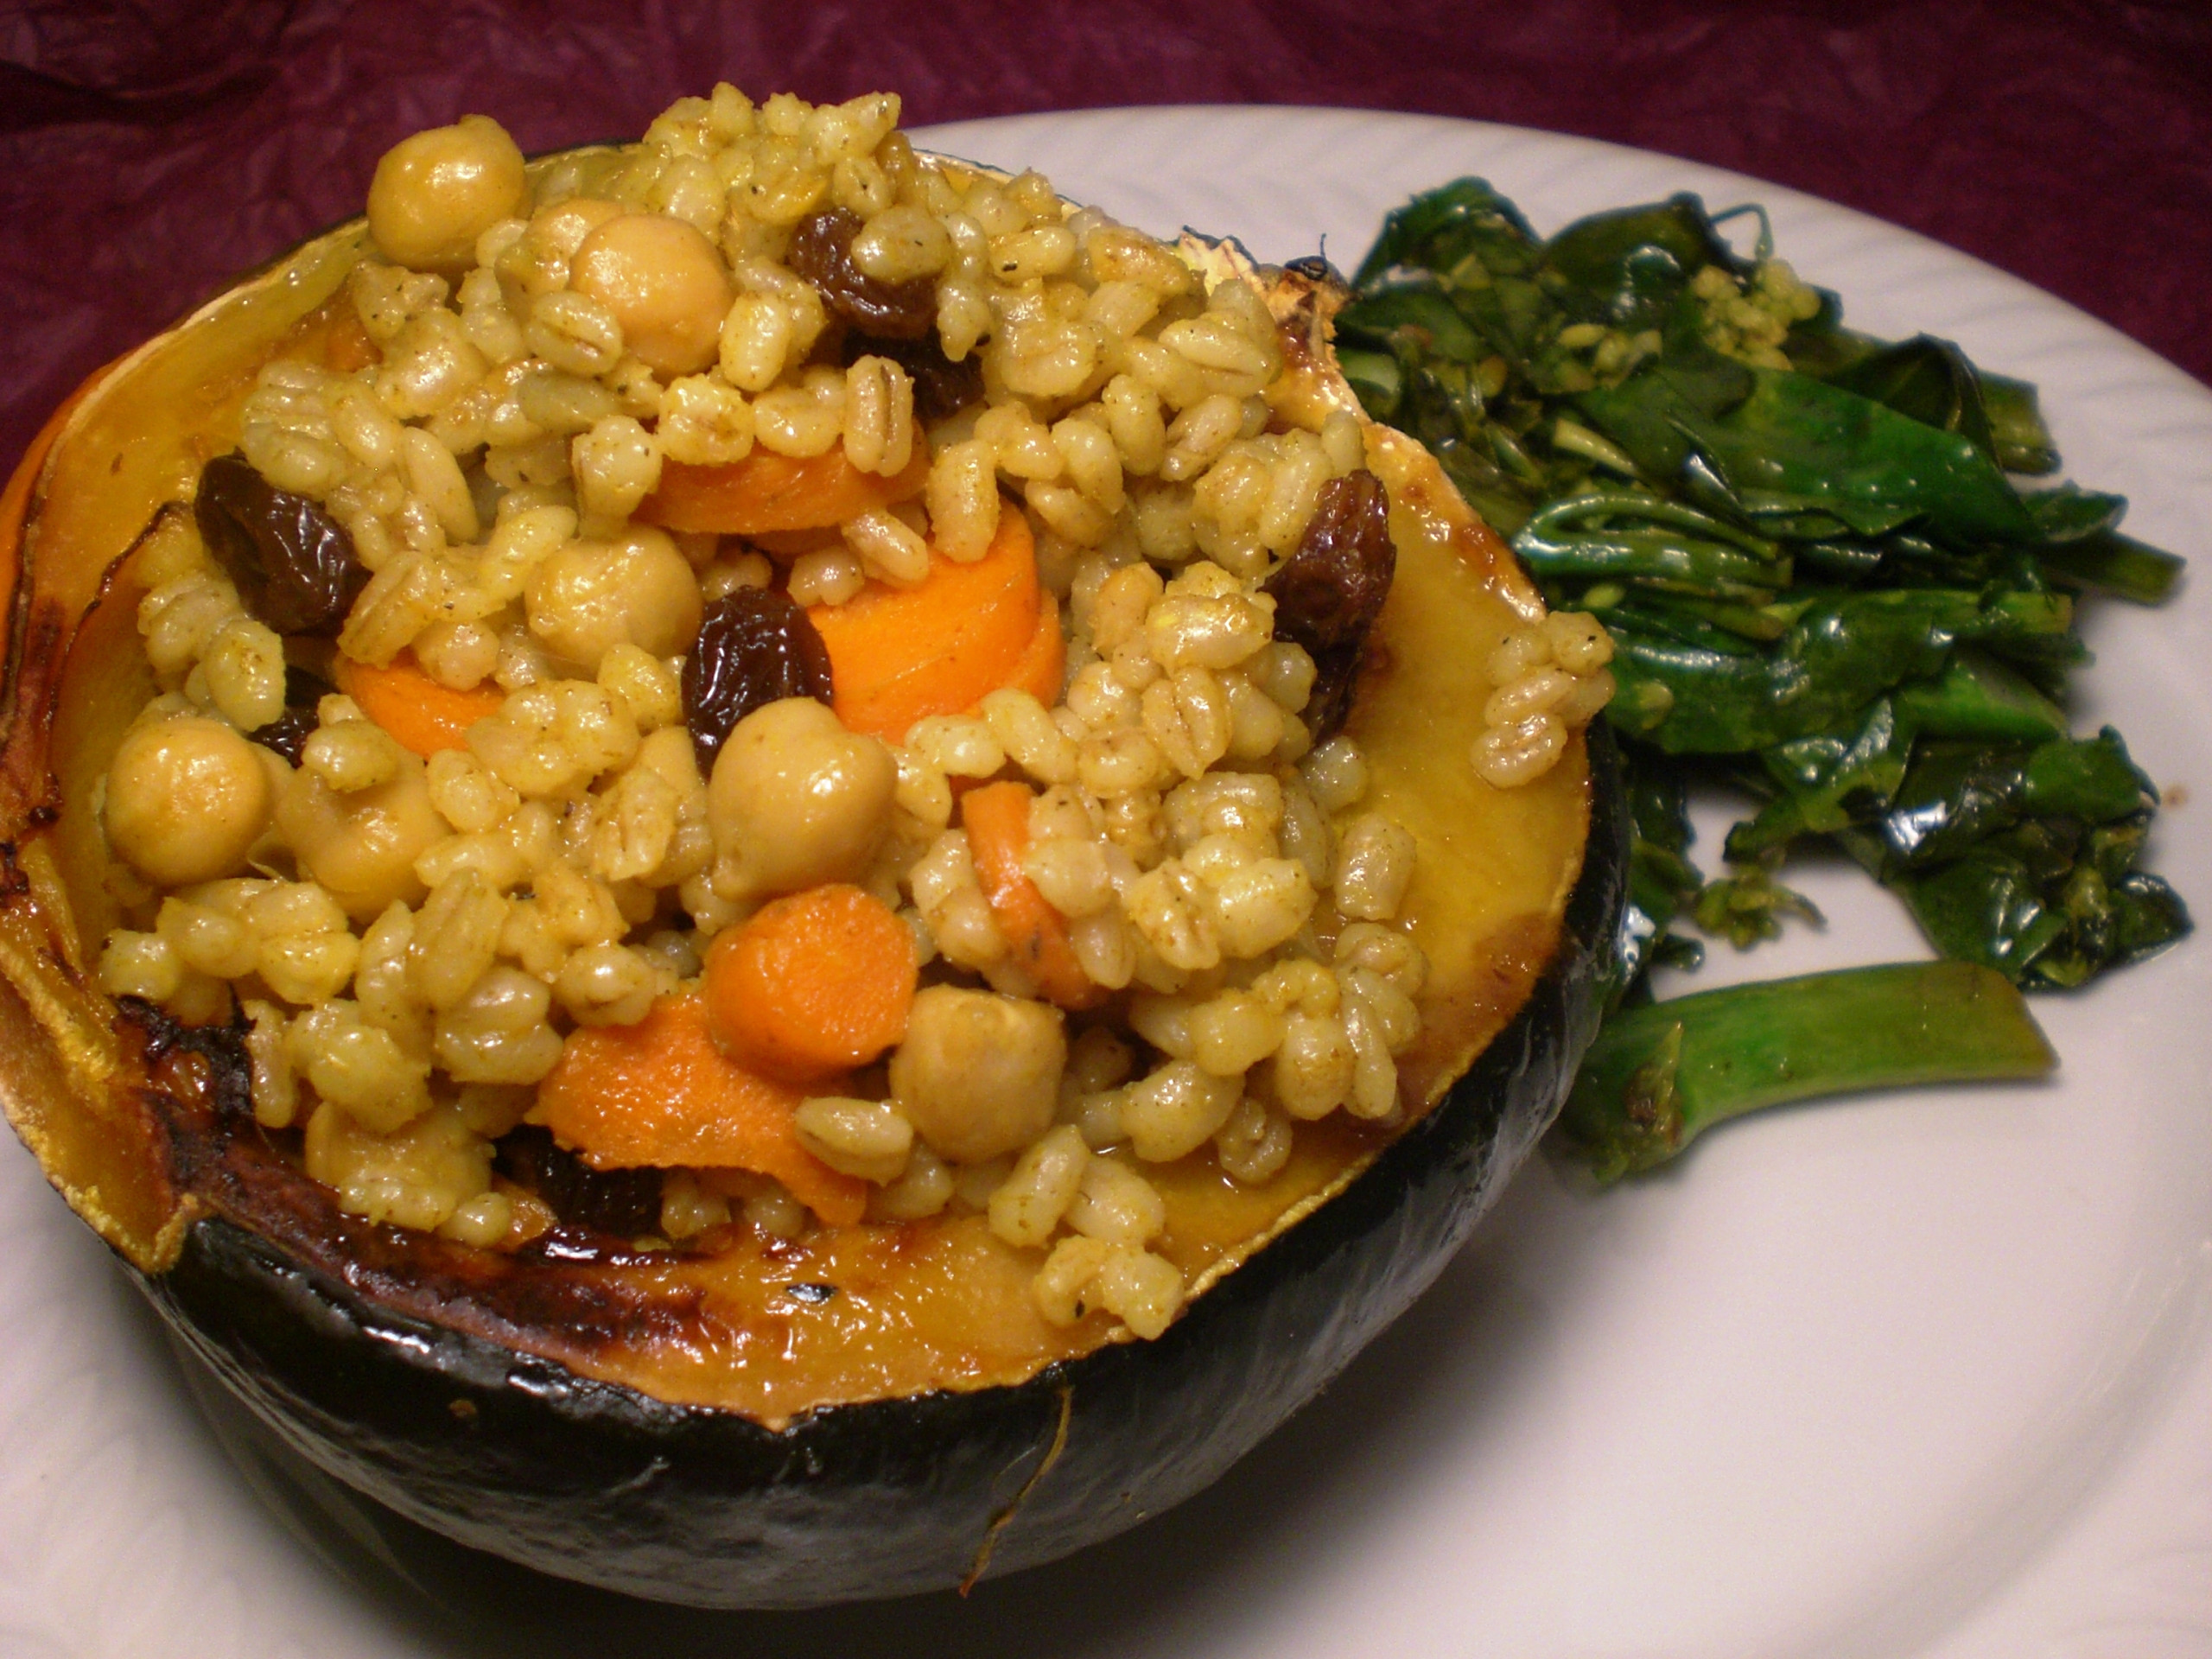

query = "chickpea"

[
  {"left": 275, "top": 752, "right": 447, "bottom": 923},
  {"left": 366, "top": 115, "right": 531, "bottom": 271},
  {"left": 708, "top": 698, "right": 895, "bottom": 902},
  {"left": 103, "top": 716, "right": 273, "bottom": 887},
  {"left": 569, "top": 213, "right": 734, "bottom": 378},
  {"left": 889, "top": 986, "right": 1066, "bottom": 1164},
  {"left": 524, "top": 527, "right": 703, "bottom": 673}
]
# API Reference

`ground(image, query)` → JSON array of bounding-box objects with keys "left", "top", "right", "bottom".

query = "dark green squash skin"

[{"left": 139, "top": 728, "right": 1627, "bottom": 1610}]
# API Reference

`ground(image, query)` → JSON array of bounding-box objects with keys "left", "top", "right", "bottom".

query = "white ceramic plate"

[{"left": 3, "top": 107, "right": 2207, "bottom": 1658}]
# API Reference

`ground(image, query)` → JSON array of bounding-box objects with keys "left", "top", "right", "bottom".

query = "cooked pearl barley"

[
  {"left": 302, "top": 720, "right": 404, "bottom": 794},
  {"left": 553, "top": 942, "right": 658, "bottom": 1027},
  {"left": 1544, "top": 608, "right": 1615, "bottom": 673},
  {"left": 1068, "top": 907, "right": 1136, "bottom": 990},
  {"left": 925, "top": 439, "right": 1001, "bottom": 563},
  {"left": 851, "top": 204, "right": 952, "bottom": 282},
  {"left": 1159, "top": 393, "right": 1244, "bottom": 482},
  {"left": 1344, "top": 965, "right": 1421, "bottom": 1054},
  {"left": 753, "top": 372, "right": 845, "bottom": 459},
  {"left": 98, "top": 931, "right": 183, "bottom": 1004},
  {"left": 240, "top": 1000, "right": 299, "bottom": 1129},
  {"left": 868, "top": 1141, "right": 956, "bottom": 1221},
  {"left": 982, "top": 689, "right": 1079, "bottom": 786},
  {"left": 1023, "top": 836, "right": 1116, "bottom": 918},
  {"left": 660, "top": 1172, "right": 732, "bottom": 1240},
  {"left": 1140, "top": 666, "right": 1232, "bottom": 779},
  {"left": 376, "top": 308, "right": 487, "bottom": 422},
  {"left": 1094, "top": 1247, "right": 1184, "bottom": 1339},
  {"left": 794, "top": 1096, "right": 915, "bottom": 1184},
  {"left": 1472, "top": 712, "right": 1568, "bottom": 789},
  {"left": 1300, "top": 736, "right": 1369, "bottom": 813},
  {"left": 1215, "top": 1094, "right": 1294, "bottom": 1185},
  {"left": 1143, "top": 590, "right": 1271, "bottom": 672},
  {"left": 1208, "top": 858, "right": 1315, "bottom": 958},
  {"left": 200, "top": 616, "right": 286, "bottom": 731},
  {"left": 413, "top": 620, "right": 500, "bottom": 690},
  {"left": 527, "top": 289, "right": 626, "bottom": 378},
  {"left": 1484, "top": 666, "right": 1576, "bottom": 728},
  {"left": 289, "top": 1001, "right": 433, "bottom": 1133},
  {"left": 1274, "top": 1011, "right": 1355, "bottom": 1120},
  {"left": 843, "top": 506, "right": 930, "bottom": 587},
  {"left": 1485, "top": 626, "right": 1551, "bottom": 687},
  {"left": 1188, "top": 989, "right": 1286, "bottom": 1077},
  {"left": 906, "top": 714, "right": 1004, "bottom": 779},
  {"left": 1033, "top": 1234, "right": 1115, "bottom": 1326},
  {"left": 1342, "top": 989, "right": 1401, "bottom": 1120},
  {"left": 156, "top": 897, "right": 257, "bottom": 979},
  {"left": 1102, "top": 374, "right": 1167, "bottom": 476},
  {"left": 1063, "top": 1155, "right": 1163, "bottom": 1247},
  {"left": 988, "top": 1124, "right": 1090, "bottom": 1248},
  {"left": 842, "top": 354, "right": 914, "bottom": 477},
  {"left": 433, "top": 964, "right": 563, "bottom": 1084},
  {"left": 1120, "top": 1058, "right": 1241, "bottom": 1162},
  {"left": 407, "top": 868, "right": 509, "bottom": 1009},
  {"left": 787, "top": 547, "right": 867, "bottom": 607},
  {"left": 656, "top": 373, "right": 756, "bottom": 467},
  {"left": 1335, "top": 923, "right": 1428, "bottom": 999},
  {"left": 572, "top": 415, "right": 663, "bottom": 522},
  {"left": 1332, "top": 814, "right": 1417, "bottom": 922}
]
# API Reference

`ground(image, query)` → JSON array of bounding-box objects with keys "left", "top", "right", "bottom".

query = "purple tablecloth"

[{"left": 3, "top": 0, "right": 2208, "bottom": 475}]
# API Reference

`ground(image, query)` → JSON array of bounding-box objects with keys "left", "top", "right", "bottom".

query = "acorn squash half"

[{"left": 0, "top": 167, "right": 1626, "bottom": 1607}]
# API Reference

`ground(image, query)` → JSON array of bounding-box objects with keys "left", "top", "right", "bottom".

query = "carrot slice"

[
  {"left": 639, "top": 444, "right": 929, "bottom": 536},
  {"left": 808, "top": 507, "right": 1042, "bottom": 740},
  {"left": 1003, "top": 592, "right": 1068, "bottom": 709},
  {"left": 962, "top": 780, "right": 1104, "bottom": 1011},
  {"left": 705, "top": 884, "right": 918, "bottom": 1083},
  {"left": 335, "top": 652, "right": 507, "bottom": 756},
  {"left": 533, "top": 992, "right": 868, "bottom": 1226}
]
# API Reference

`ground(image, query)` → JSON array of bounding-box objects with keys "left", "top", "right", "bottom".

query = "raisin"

[
  {"left": 1262, "top": 468, "right": 1395, "bottom": 742},
  {"left": 194, "top": 453, "right": 367, "bottom": 636},
  {"left": 787, "top": 207, "right": 936, "bottom": 340},
  {"left": 683, "top": 587, "right": 836, "bottom": 770},
  {"left": 246, "top": 664, "right": 336, "bottom": 766},
  {"left": 496, "top": 1126, "right": 664, "bottom": 1240},
  {"left": 843, "top": 330, "right": 983, "bottom": 424}
]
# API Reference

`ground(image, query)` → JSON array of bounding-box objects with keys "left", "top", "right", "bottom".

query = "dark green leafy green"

[{"left": 1347, "top": 176, "right": 2190, "bottom": 1177}]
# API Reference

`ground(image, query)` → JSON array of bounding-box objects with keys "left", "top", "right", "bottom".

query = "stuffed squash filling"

[{"left": 15, "top": 85, "right": 1606, "bottom": 1423}]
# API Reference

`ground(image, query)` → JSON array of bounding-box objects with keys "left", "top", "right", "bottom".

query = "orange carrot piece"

[
  {"left": 808, "top": 508, "right": 1041, "bottom": 740},
  {"left": 335, "top": 652, "right": 507, "bottom": 757},
  {"left": 962, "top": 780, "right": 1104, "bottom": 1011},
  {"left": 705, "top": 884, "right": 918, "bottom": 1083},
  {"left": 533, "top": 992, "right": 868, "bottom": 1226},
  {"left": 1002, "top": 592, "right": 1067, "bottom": 709},
  {"left": 639, "top": 444, "right": 929, "bottom": 536}
]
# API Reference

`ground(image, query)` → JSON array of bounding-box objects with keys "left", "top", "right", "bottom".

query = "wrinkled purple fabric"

[{"left": 3, "top": 0, "right": 2207, "bottom": 474}]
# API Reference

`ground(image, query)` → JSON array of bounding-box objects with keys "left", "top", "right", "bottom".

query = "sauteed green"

[{"left": 1342, "top": 181, "right": 2190, "bottom": 1177}]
